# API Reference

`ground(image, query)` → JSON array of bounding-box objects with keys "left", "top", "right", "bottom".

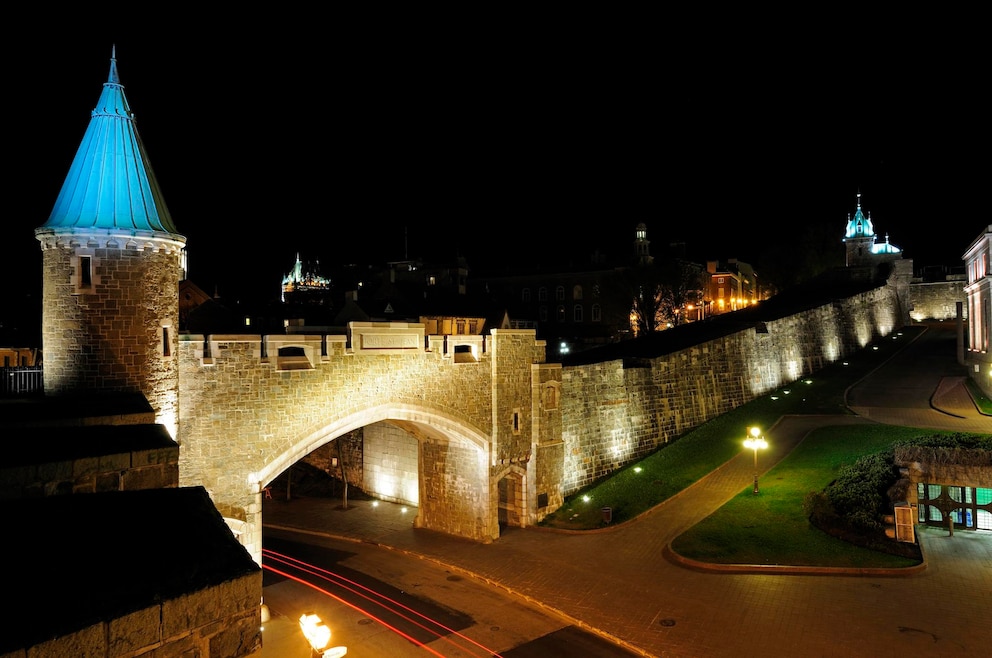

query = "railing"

[{"left": 1, "top": 367, "right": 44, "bottom": 397}]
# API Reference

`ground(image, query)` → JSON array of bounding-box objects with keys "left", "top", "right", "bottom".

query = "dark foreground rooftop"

[{"left": 1, "top": 487, "right": 259, "bottom": 654}]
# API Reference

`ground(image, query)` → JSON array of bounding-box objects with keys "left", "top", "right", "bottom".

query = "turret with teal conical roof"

[
  {"left": 34, "top": 46, "right": 186, "bottom": 437},
  {"left": 843, "top": 192, "right": 901, "bottom": 267}
]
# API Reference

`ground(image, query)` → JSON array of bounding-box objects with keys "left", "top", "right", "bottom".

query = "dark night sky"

[{"left": 3, "top": 16, "right": 986, "bottom": 317}]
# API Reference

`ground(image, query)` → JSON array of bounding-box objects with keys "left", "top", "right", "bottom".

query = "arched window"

[
  {"left": 557, "top": 305, "right": 566, "bottom": 321},
  {"left": 522, "top": 288, "right": 531, "bottom": 303},
  {"left": 573, "top": 305, "right": 583, "bottom": 322},
  {"left": 591, "top": 304, "right": 602, "bottom": 322},
  {"left": 573, "top": 284, "right": 583, "bottom": 300},
  {"left": 556, "top": 286, "right": 565, "bottom": 301},
  {"left": 538, "top": 287, "right": 548, "bottom": 302},
  {"left": 539, "top": 306, "right": 548, "bottom": 322}
]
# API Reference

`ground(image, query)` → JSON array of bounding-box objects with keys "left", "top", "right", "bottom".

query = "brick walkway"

[{"left": 263, "top": 323, "right": 992, "bottom": 657}]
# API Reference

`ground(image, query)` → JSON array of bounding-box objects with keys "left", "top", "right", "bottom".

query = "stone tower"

[
  {"left": 633, "top": 222, "right": 652, "bottom": 265},
  {"left": 34, "top": 46, "right": 186, "bottom": 437}
]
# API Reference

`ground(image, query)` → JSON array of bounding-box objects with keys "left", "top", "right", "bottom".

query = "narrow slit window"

[
  {"left": 162, "top": 327, "right": 171, "bottom": 357},
  {"left": 80, "top": 256, "right": 92, "bottom": 288}
]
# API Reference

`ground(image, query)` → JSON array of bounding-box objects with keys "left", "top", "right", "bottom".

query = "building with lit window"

[
  {"left": 704, "top": 258, "right": 759, "bottom": 314},
  {"left": 963, "top": 224, "right": 992, "bottom": 398}
]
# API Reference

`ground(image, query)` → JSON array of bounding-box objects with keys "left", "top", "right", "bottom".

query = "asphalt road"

[{"left": 260, "top": 533, "right": 640, "bottom": 657}]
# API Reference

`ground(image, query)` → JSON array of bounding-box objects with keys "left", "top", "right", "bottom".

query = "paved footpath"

[{"left": 264, "top": 323, "right": 992, "bottom": 658}]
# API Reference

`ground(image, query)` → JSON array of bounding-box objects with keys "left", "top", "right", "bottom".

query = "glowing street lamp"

[
  {"left": 743, "top": 426, "right": 768, "bottom": 494},
  {"left": 299, "top": 612, "right": 347, "bottom": 657}
]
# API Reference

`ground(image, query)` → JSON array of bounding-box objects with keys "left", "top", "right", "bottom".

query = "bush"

[{"left": 824, "top": 451, "right": 898, "bottom": 531}]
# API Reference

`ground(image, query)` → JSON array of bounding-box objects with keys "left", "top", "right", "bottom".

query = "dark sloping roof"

[{"left": 2, "top": 487, "right": 259, "bottom": 654}]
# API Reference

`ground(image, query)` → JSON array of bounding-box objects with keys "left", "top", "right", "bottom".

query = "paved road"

[{"left": 263, "top": 322, "right": 992, "bottom": 658}]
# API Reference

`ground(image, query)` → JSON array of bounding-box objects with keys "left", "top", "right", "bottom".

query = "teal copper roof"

[
  {"left": 38, "top": 46, "right": 182, "bottom": 238},
  {"left": 843, "top": 192, "right": 901, "bottom": 255}
]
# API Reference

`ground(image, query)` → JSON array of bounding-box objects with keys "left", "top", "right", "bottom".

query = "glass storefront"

[{"left": 917, "top": 483, "right": 992, "bottom": 530}]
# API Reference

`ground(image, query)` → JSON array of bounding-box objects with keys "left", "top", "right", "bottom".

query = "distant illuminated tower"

[
  {"left": 843, "top": 192, "right": 901, "bottom": 267},
  {"left": 281, "top": 253, "right": 331, "bottom": 304},
  {"left": 633, "top": 222, "right": 653, "bottom": 265},
  {"left": 34, "top": 46, "right": 186, "bottom": 436}
]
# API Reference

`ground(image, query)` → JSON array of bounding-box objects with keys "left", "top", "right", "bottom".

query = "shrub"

[{"left": 824, "top": 451, "right": 898, "bottom": 531}]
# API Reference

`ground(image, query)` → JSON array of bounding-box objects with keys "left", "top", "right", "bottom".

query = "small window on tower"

[
  {"left": 80, "top": 256, "right": 92, "bottom": 288},
  {"left": 162, "top": 327, "right": 171, "bottom": 357},
  {"left": 73, "top": 254, "right": 99, "bottom": 294}
]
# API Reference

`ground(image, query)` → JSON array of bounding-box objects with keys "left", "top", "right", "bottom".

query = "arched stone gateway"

[{"left": 177, "top": 324, "right": 561, "bottom": 564}]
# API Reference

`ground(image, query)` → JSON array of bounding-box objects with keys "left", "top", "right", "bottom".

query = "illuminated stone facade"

[
  {"left": 36, "top": 236, "right": 184, "bottom": 436},
  {"left": 560, "top": 284, "right": 904, "bottom": 494},
  {"left": 175, "top": 275, "right": 907, "bottom": 566},
  {"left": 909, "top": 278, "right": 967, "bottom": 322},
  {"left": 177, "top": 327, "right": 559, "bottom": 564}
]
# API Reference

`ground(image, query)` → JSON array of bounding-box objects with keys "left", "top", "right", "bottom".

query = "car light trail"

[{"left": 263, "top": 548, "right": 504, "bottom": 657}]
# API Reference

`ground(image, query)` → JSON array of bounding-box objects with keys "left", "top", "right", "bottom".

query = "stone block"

[{"left": 109, "top": 604, "right": 161, "bottom": 655}]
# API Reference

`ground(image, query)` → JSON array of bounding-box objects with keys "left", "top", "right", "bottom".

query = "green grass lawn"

[
  {"left": 670, "top": 424, "right": 926, "bottom": 568},
  {"left": 966, "top": 377, "right": 992, "bottom": 414},
  {"left": 538, "top": 325, "right": 989, "bottom": 568}
]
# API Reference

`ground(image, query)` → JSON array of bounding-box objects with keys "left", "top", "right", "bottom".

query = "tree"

[
  {"left": 625, "top": 263, "right": 664, "bottom": 337},
  {"left": 623, "top": 255, "right": 707, "bottom": 336},
  {"left": 656, "top": 258, "right": 704, "bottom": 328}
]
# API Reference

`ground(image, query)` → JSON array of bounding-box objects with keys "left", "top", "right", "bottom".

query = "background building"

[{"left": 963, "top": 225, "right": 992, "bottom": 397}]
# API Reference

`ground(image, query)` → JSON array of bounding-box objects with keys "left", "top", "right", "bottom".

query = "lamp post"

[
  {"left": 299, "top": 612, "right": 348, "bottom": 657},
  {"left": 743, "top": 426, "right": 768, "bottom": 494}
]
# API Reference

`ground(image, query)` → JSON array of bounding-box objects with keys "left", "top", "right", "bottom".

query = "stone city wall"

[
  {"left": 909, "top": 279, "right": 966, "bottom": 322},
  {"left": 560, "top": 285, "right": 903, "bottom": 495}
]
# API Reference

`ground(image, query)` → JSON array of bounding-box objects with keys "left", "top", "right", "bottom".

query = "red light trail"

[{"left": 263, "top": 548, "right": 504, "bottom": 657}]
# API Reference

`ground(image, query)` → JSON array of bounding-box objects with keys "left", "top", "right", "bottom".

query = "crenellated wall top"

[{"left": 179, "top": 322, "right": 509, "bottom": 367}]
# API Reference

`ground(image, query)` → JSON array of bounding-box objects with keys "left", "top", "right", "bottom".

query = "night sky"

[{"left": 3, "top": 18, "right": 985, "bottom": 319}]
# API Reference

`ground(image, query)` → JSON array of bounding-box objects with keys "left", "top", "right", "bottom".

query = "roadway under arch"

[{"left": 251, "top": 403, "right": 508, "bottom": 562}]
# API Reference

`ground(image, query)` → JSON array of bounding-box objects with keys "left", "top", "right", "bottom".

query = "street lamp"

[
  {"left": 743, "top": 426, "right": 768, "bottom": 494},
  {"left": 299, "top": 612, "right": 348, "bottom": 657}
]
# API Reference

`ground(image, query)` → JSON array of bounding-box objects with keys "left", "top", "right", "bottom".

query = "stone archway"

[{"left": 241, "top": 403, "right": 496, "bottom": 564}]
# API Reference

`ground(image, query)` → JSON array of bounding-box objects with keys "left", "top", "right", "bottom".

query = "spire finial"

[{"left": 108, "top": 44, "right": 120, "bottom": 85}]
